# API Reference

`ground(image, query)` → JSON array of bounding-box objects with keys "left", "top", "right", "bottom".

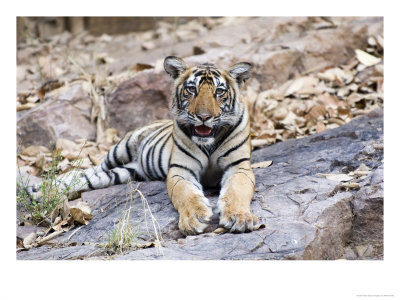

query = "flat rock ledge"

[{"left": 17, "top": 109, "right": 383, "bottom": 260}]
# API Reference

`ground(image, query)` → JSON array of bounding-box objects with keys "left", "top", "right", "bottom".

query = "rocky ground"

[
  {"left": 17, "top": 109, "right": 383, "bottom": 260},
  {"left": 16, "top": 17, "right": 384, "bottom": 260}
]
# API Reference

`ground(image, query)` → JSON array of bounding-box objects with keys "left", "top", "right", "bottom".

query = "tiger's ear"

[
  {"left": 228, "top": 62, "right": 253, "bottom": 88},
  {"left": 164, "top": 56, "right": 187, "bottom": 79}
]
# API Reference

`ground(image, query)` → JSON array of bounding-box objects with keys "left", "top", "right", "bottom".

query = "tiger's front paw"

[
  {"left": 219, "top": 207, "right": 258, "bottom": 233},
  {"left": 178, "top": 197, "right": 213, "bottom": 236}
]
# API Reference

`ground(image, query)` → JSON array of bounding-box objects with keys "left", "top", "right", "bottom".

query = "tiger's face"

[{"left": 164, "top": 56, "right": 252, "bottom": 146}]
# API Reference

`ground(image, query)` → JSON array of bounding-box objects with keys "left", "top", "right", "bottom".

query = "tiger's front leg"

[
  {"left": 166, "top": 167, "right": 213, "bottom": 235},
  {"left": 218, "top": 160, "right": 258, "bottom": 233}
]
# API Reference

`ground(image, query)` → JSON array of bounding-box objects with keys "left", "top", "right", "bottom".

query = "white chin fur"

[{"left": 192, "top": 136, "right": 215, "bottom": 146}]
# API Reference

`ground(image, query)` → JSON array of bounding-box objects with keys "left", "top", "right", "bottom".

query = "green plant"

[{"left": 17, "top": 148, "right": 87, "bottom": 226}]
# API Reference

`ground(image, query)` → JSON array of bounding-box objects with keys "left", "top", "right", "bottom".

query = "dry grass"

[{"left": 102, "top": 179, "right": 163, "bottom": 256}]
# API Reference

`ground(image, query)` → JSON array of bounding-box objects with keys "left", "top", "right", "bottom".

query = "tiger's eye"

[
  {"left": 216, "top": 88, "right": 225, "bottom": 95},
  {"left": 187, "top": 86, "right": 196, "bottom": 93}
]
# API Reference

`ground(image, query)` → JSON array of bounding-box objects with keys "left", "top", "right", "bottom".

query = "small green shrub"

[{"left": 17, "top": 149, "right": 85, "bottom": 225}]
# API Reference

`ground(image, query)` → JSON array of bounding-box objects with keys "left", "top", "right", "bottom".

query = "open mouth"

[{"left": 194, "top": 125, "right": 213, "bottom": 137}]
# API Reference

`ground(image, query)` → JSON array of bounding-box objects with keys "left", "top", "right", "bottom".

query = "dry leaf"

[
  {"left": 70, "top": 201, "right": 93, "bottom": 225},
  {"left": 21, "top": 145, "right": 51, "bottom": 157},
  {"left": 52, "top": 219, "right": 69, "bottom": 232},
  {"left": 132, "top": 63, "right": 154, "bottom": 72},
  {"left": 17, "top": 103, "right": 37, "bottom": 111},
  {"left": 37, "top": 230, "right": 64, "bottom": 245},
  {"left": 355, "top": 49, "right": 381, "bottom": 67},
  {"left": 79, "top": 157, "right": 93, "bottom": 169},
  {"left": 98, "top": 128, "right": 119, "bottom": 145},
  {"left": 251, "top": 139, "right": 270, "bottom": 148},
  {"left": 141, "top": 41, "right": 156, "bottom": 51},
  {"left": 316, "top": 121, "right": 326, "bottom": 133},
  {"left": 284, "top": 76, "right": 319, "bottom": 96},
  {"left": 251, "top": 161, "right": 273, "bottom": 169},
  {"left": 373, "top": 143, "right": 383, "bottom": 150},
  {"left": 320, "top": 173, "right": 353, "bottom": 182},
  {"left": 88, "top": 153, "right": 104, "bottom": 166},
  {"left": 133, "top": 241, "right": 156, "bottom": 249},
  {"left": 50, "top": 195, "right": 70, "bottom": 222},
  {"left": 23, "top": 232, "right": 37, "bottom": 249},
  {"left": 341, "top": 182, "right": 360, "bottom": 189},
  {"left": 306, "top": 105, "right": 326, "bottom": 120},
  {"left": 56, "top": 138, "right": 80, "bottom": 159},
  {"left": 317, "top": 67, "right": 353, "bottom": 84},
  {"left": 57, "top": 158, "right": 70, "bottom": 172}
]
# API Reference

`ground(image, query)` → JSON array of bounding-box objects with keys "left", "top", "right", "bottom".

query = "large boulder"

[
  {"left": 17, "top": 109, "right": 383, "bottom": 260},
  {"left": 106, "top": 70, "right": 172, "bottom": 138},
  {"left": 17, "top": 96, "right": 95, "bottom": 150}
]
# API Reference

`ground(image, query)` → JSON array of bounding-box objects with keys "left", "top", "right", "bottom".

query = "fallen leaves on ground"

[
  {"left": 249, "top": 34, "right": 383, "bottom": 148},
  {"left": 69, "top": 201, "right": 93, "bottom": 225},
  {"left": 17, "top": 199, "right": 93, "bottom": 251},
  {"left": 17, "top": 128, "right": 120, "bottom": 177}
]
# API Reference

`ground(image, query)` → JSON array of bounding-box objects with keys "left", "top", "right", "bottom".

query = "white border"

[{"left": 2, "top": 1, "right": 399, "bottom": 299}]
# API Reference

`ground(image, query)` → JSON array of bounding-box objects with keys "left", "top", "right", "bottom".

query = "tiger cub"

[{"left": 32, "top": 56, "right": 258, "bottom": 235}]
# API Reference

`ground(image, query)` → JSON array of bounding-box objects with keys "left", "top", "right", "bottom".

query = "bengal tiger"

[{"left": 29, "top": 56, "right": 258, "bottom": 235}]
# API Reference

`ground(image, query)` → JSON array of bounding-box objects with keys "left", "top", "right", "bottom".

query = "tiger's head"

[{"left": 164, "top": 56, "right": 252, "bottom": 147}]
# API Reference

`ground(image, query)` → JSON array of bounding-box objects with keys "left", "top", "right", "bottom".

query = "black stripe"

[
  {"left": 238, "top": 167, "right": 251, "bottom": 171},
  {"left": 173, "top": 137, "right": 203, "bottom": 169},
  {"left": 230, "top": 88, "right": 236, "bottom": 110},
  {"left": 141, "top": 123, "right": 172, "bottom": 178},
  {"left": 125, "top": 134, "right": 133, "bottom": 162},
  {"left": 146, "top": 124, "right": 172, "bottom": 179},
  {"left": 175, "top": 89, "right": 181, "bottom": 109},
  {"left": 169, "top": 164, "right": 198, "bottom": 181},
  {"left": 210, "top": 70, "right": 219, "bottom": 77},
  {"left": 84, "top": 174, "right": 94, "bottom": 190},
  {"left": 113, "top": 141, "right": 124, "bottom": 166},
  {"left": 217, "top": 135, "right": 250, "bottom": 167},
  {"left": 111, "top": 170, "right": 121, "bottom": 185},
  {"left": 151, "top": 131, "right": 171, "bottom": 180},
  {"left": 223, "top": 158, "right": 250, "bottom": 172},
  {"left": 214, "top": 110, "right": 244, "bottom": 150},
  {"left": 142, "top": 123, "right": 173, "bottom": 151},
  {"left": 105, "top": 151, "right": 113, "bottom": 170},
  {"left": 194, "top": 70, "right": 205, "bottom": 77},
  {"left": 158, "top": 133, "right": 172, "bottom": 178},
  {"left": 126, "top": 168, "right": 137, "bottom": 180},
  {"left": 171, "top": 174, "right": 185, "bottom": 181},
  {"left": 104, "top": 170, "right": 112, "bottom": 180}
]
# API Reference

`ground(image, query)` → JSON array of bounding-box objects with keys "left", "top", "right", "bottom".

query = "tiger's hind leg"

[
  {"left": 82, "top": 162, "right": 144, "bottom": 190},
  {"left": 25, "top": 162, "right": 143, "bottom": 201}
]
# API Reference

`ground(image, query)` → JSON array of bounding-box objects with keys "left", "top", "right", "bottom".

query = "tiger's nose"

[{"left": 197, "top": 114, "right": 212, "bottom": 121}]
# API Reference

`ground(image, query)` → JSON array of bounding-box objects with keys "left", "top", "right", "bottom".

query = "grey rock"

[
  {"left": 106, "top": 70, "right": 172, "bottom": 138},
  {"left": 17, "top": 245, "right": 101, "bottom": 260},
  {"left": 17, "top": 109, "right": 383, "bottom": 260},
  {"left": 17, "top": 96, "right": 95, "bottom": 149}
]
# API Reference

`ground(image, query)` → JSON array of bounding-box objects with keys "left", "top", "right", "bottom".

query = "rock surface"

[
  {"left": 106, "top": 70, "right": 172, "bottom": 137},
  {"left": 17, "top": 109, "right": 383, "bottom": 260},
  {"left": 17, "top": 96, "right": 96, "bottom": 150}
]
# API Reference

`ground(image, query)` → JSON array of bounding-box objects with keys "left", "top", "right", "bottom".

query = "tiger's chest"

[{"left": 200, "top": 160, "right": 223, "bottom": 188}]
